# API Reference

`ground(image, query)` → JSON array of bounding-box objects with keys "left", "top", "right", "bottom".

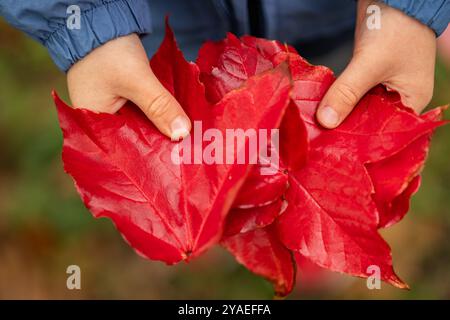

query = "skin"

[
  {"left": 67, "top": 33, "right": 191, "bottom": 141},
  {"left": 67, "top": 0, "right": 437, "bottom": 137},
  {"left": 317, "top": 0, "right": 436, "bottom": 128}
]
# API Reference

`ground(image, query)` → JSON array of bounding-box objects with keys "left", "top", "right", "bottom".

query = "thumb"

[
  {"left": 317, "top": 58, "right": 381, "bottom": 128},
  {"left": 125, "top": 71, "right": 191, "bottom": 141}
]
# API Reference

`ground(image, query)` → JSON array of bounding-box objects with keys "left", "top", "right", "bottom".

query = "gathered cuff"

[{"left": 383, "top": 0, "right": 449, "bottom": 36}]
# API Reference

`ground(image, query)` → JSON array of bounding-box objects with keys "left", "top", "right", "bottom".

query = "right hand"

[
  {"left": 316, "top": 0, "right": 436, "bottom": 129},
  {"left": 67, "top": 33, "right": 191, "bottom": 141}
]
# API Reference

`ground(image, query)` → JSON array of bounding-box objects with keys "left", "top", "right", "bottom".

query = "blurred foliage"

[{"left": 0, "top": 19, "right": 449, "bottom": 299}]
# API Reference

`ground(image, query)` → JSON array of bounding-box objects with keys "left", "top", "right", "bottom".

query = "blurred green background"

[{"left": 0, "top": 19, "right": 449, "bottom": 299}]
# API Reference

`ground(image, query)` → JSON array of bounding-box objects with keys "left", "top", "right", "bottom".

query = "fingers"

[
  {"left": 317, "top": 58, "right": 381, "bottom": 128},
  {"left": 68, "top": 34, "right": 192, "bottom": 141},
  {"left": 123, "top": 70, "right": 192, "bottom": 141}
]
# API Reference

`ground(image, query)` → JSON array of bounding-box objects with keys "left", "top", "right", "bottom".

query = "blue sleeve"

[
  {"left": 0, "top": 0, "right": 152, "bottom": 71},
  {"left": 383, "top": 0, "right": 450, "bottom": 36}
]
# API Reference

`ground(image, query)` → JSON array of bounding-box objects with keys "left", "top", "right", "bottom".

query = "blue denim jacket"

[{"left": 0, "top": 0, "right": 448, "bottom": 71}]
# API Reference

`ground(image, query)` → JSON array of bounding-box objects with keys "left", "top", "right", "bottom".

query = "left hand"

[{"left": 316, "top": 0, "right": 437, "bottom": 128}]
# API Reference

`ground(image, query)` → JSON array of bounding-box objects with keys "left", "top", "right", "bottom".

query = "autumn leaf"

[
  {"left": 54, "top": 23, "right": 292, "bottom": 264},
  {"left": 366, "top": 107, "right": 447, "bottom": 228},
  {"left": 232, "top": 165, "right": 288, "bottom": 209},
  {"left": 54, "top": 23, "right": 447, "bottom": 296},
  {"left": 200, "top": 33, "right": 446, "bottom": 293},
  {"left": 225, "top": 198, "right": 287, "bottom": 237},
  {"left": 221, "top": 224, "right": 295, "bottom": 296}
]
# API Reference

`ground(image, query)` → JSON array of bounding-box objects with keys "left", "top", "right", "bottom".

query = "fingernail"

[
  {"left": 319, "top": 106, "right": 340, "bottom": 128},
  {"left": 170, "top": 116, "right": 190, "bottom": 141}
]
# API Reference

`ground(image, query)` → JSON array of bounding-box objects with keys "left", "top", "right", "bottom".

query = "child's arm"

[
  {"left": 317, "top": 0, "right": 449, "bottom": 129},
  {"left": 0, "top": 0, "right": 191, "bottom": 140}
]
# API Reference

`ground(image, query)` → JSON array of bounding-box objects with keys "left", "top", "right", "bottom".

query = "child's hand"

[
  {"left": 317, "top": 0, "right": 436, "bottom": 128},
  {"left": 67, "top": 34, "right": 191, "bottom": 140}
]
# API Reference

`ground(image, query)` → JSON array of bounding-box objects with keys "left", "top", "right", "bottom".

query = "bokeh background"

[{"left": 0, "top": 19, "right": 449, "bottom": 299}]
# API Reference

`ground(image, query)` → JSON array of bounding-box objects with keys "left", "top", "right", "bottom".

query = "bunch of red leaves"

[{"left": 53, "top": 23, "right": 446, "bottom": 296}]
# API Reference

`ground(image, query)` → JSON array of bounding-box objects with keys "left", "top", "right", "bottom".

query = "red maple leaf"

[
  {"left": 222, "top": 224, "right": 295, "bottom": 296},
  {"left": 198, "top": 33, "right": 446, "bottom": 295},
  {"left": 53, "top": 23, "right": 446, "bottom": 297},
  {"left": 366, "top": 107, "right": 446, "bottom": 228},
  {"left": 53, "top": 24, "right": 292, "bottom": 264}
]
